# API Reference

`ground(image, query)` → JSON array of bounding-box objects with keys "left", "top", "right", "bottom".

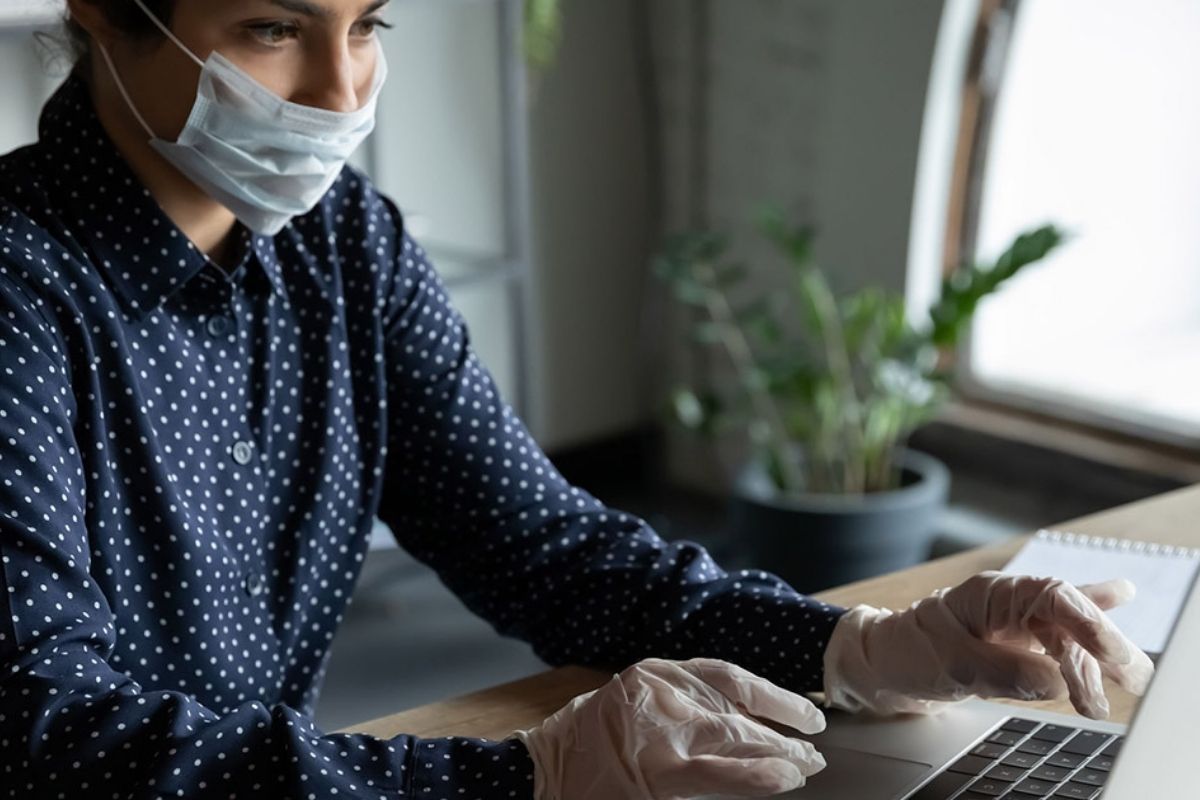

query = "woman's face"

[{"left": 79, "top": 0, "right": 390, "bottom": 139}]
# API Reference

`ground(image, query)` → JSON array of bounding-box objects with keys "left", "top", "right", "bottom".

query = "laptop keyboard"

[{"left": 907, "top": 716, "right": 1124, "bottom": 799}]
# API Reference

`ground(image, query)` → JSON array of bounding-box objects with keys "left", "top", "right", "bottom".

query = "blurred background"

[{"left": 1, "top": 0, "right": 1197, "bottom": 731}]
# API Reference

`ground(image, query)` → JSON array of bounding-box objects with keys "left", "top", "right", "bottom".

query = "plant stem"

[
  {"left": 801, "top": 272, "right": 867, "bottom": 493},
  {"left": 694, "top": 262, "right": 806, "bottom": 495}
]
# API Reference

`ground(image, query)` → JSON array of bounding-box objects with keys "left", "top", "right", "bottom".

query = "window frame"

[{"left": 943, "top": 0, "right": 1200, "bottom": 453}]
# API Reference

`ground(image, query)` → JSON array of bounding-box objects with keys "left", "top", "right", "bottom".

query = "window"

[
  {"left": 0, "top": 0, "right": 61, "bottom": 26},
  {"left": 955, "top": 0, "right": 1200, "bottom": 444}
]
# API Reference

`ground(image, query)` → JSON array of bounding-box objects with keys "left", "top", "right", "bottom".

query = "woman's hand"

[
  {"left": 822, "top": 571, "right": 1156, "bottom": 718},
  {"left": 508, "top": 657, "right": 827, "bottom": 800}
]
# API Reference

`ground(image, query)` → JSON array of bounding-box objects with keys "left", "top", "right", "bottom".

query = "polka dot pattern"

[{"left": 0, "top": 71, "right": 845, "bottom": 798}]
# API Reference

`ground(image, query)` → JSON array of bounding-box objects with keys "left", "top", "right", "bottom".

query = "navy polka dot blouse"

[{"left": 0, "top": 71, "right": 846, "bottom": 798}]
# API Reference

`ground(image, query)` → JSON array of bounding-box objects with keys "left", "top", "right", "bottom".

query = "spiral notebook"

[{"left": 1002, "top": 529, "right": 1200, "bottom": 655}]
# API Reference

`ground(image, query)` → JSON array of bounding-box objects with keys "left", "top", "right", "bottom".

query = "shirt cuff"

[{"left": 407, "top": 735, "right": 536, "bottom": 798}]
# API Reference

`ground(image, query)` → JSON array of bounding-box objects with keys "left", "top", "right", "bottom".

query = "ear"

[{"left": 66, "top": 0, "right": 119, "bottom": 51}]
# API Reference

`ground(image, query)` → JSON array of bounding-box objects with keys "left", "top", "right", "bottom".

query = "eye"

[
  {"left": 351, "top": 17, "right": 394, "bottom": 37},
  {"left": 246, "top": 20, "right": 301, "bottom": 45}
]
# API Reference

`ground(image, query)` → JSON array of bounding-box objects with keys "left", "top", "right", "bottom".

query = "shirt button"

[
  {"left": 231, "top": 440, "right": 254, "bottom": 465},
  {"left": 206, "top": 314, "right": 232, "bottom": 337},
  {"left": 244, "top": 573, "right": 265, "bottom": 597}
]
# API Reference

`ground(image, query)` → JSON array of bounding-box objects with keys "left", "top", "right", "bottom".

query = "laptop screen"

[{"left": 1102, "top": 564, "right": 1200, "bottom": 797}]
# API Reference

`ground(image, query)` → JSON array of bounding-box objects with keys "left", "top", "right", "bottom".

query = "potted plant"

[{"left": 653, "top": 210, "right": 1065, "bottom": 591}]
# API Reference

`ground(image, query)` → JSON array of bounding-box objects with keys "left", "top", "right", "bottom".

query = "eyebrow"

[{"left": 267, "top": 0, "right": 390, "bottom": 18}]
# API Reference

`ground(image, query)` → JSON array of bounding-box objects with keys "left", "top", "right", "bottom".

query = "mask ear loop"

[
  {"left": 95, "top": 42, "right": 159, "bottom": 141},
  {"left": 96, "top": 0, "right": 208, "bottom": 141},
  {"left": 129, "top": 0, "right": 207, "bottom": 69}
]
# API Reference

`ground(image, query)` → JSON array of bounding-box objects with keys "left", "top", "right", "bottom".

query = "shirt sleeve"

[
  {"left": 374, "top": 199, "right": 848, "bottom": 705},
  {"left": 0, "top": 270, "right": 535, "bottom": 799}
]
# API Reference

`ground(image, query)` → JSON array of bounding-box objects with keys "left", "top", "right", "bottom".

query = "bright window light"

[{"left": 968, "top": 0, "right": 1200, "bottom": 442}]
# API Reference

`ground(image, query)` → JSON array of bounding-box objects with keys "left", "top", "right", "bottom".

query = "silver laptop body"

[{"left": 715, "top": 570, "right": 1199, "bottom": 799}]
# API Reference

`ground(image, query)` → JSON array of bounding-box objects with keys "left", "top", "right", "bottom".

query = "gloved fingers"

[
  {"left": 982, "top": 628, "right": 1044, "bottom": 652},
  {"left": 1028, "top": 578, "right": 1152, "bottom": 695},
  {"left": 974, "top": 575, "right": 1161, "bottom": 700},
  {"left": 1075, "top": 577, "right": 1136, "bottom": 611},
  {"left": 960, "top": 639, "right": 1069, "bottom": 703},
  {"left": 697, "top": 712, "right": 825, "bottom": 765},
  {"left": 650, "top": 753, "right": 824, "bottom": 799},
  {"left": 677, "top": 657, "right": 826, "bottom": 735},
  {"left": 997, "top": 575, "right": 1135, "bottom": 666},
  {"left": 1095, "top": 644, "right": 1155, "bottom": 695},
  {"left": 1034, "top": 626, "right": 1110, "bottom": 719},
  {"left": 947, "top": 572, "right": 1125, "bottom": 664}
]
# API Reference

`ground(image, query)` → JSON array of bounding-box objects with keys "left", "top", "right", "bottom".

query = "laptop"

[{"left": 715, "top": 569, "right": 1199, "bottom": 799}]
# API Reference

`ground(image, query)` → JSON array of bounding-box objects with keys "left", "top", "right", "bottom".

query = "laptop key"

[
  {"left": 1100, "top": 737, "right": 1124, "bottom": 757},
  {"left": 1060, "top": 732, "right": 1110, "bottom": 756},
  {"left": 1012, "top": 777, "right": 1058, "bottom": 795},
  {"left": 1087, "top": 754, "right": 1115, "bottom": 771},
  {"left": 1017, "top": 739, "right": 1056, "bottom": 756},
  {"left": 1046, "top": 751, "right": 1087, "bottom": 769},
  {"left": 1054, "top": 782, "right": 1101, "bottom": 799},
  {"left": 971, "top": 742, "right": 1010, "bottom": 759},
  {"left": 985, "top": 764, "right": 1026, "bottom": 782},
  {"left": 1032, "top": 724, "right": 1077, "bottom": 743},
  {"left": 1001, "top": 718, "right": 1041, "bottom": 734},
  {"left": 988, "top": 730, "right": 1025, "bottom": 746},
  {"left": 907, "top": 770, "right": 972, "bottom": 799},
  {"left": 1072, "top": 769, "right": 1108, "bottom": 787},
  {"left": 965, "top": 777, "right": 1011, "bottom": 796},
  {"left": 949, "top": 755, "right": 996, "bottom": 776},
  {"left": 1030, "top": 764, "right": 1072, "bottom": 783},
  {"left": 1001, "top": 751, "right": 1043, "bottom": 769}
]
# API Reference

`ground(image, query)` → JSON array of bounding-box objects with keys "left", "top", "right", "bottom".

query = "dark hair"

[{"left": 61, "top": 0, "right": 176, "bottom": 69}]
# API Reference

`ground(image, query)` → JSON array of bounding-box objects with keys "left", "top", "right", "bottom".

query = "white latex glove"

[
  {"left": 822, "top": 571, "right": 1155, "bottom": 719},
  {"left": 507, "top": 657, "right": 827, "bottom": 800}
]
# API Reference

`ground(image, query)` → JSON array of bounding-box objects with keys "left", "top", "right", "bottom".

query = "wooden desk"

[{"left": 341, "top": 484, "right": 1200, "bottom": 740}]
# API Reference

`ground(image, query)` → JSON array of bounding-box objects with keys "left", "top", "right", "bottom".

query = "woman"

[{"left": 0, "top": 1, "right": 1153, "bottom": 798}]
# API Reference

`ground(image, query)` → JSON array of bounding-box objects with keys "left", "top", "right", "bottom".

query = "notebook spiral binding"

[{"left": 1036, "top": 528, "right": 1200, "bottom": 560}]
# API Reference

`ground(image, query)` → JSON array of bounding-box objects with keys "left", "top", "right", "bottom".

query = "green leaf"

[
  {"left": 524, "top": 0, "right": 563, "bottom": 70},
  {"left": 740, "top": 367, "right": 770, "bottom": 393},
  {"left": 691, "top": 321, "right": 727, "bottom": 345},
  {"left": 713, "top": 262, "right": 749, "bottom": 289},
  {"left": 928, "top": 223, "right": 1066, "bottom": 348},
  {"left": 792, "top": 267, "right": 839, "bottom": 345},
  {"left": 672, "top": 280, "right": 710, "bottom": 307},
  {"left": 669, "top": 387, "right": 726, "bottom": 434},
  {"left": 651, "top": 254, "right": 687, "bottom": 283},
  {"left": 756, "top": 204, "right": 816, "bottom": 266},
  {"left": 743, "top": 312, "right": 783, "bottom": 346}
]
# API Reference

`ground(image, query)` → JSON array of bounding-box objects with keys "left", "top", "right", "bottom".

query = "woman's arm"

[
  {"left": 373, "top": 196, "right": 847, "bottom": 697},
  {"left": 0, "top": 268, "right": 534, "bottom": 799}
]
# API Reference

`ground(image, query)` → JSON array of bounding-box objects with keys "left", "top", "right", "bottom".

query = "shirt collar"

[{"left": 38, "top": 70, "right": 286, "bottom": 320}]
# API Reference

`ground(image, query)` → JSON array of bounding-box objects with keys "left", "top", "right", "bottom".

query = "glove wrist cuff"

[
  {"left": 507, "top": 727, "right": 556, "bottom": 800},
  {"left": 822, "top": 604, "right": 888, "bottom": 713}
]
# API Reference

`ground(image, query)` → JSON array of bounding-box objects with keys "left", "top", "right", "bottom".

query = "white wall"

[
  {"left": 812, "top": 0, "right": 946, "bottom": 295},
  {"left": 524, "top": 0, "right": 653, "bottom": 450},
  {"left": 0, "top": 32, "right": 59, "bottom": 154}
]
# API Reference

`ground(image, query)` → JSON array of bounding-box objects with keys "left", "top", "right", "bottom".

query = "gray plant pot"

[{"left": 730, "top": 448, "right": 950, "bottom": 593}]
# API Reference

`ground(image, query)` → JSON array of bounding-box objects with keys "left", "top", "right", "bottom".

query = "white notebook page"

[{"left": 1002, "top": 529, "right": 1200, "bottom": 654}]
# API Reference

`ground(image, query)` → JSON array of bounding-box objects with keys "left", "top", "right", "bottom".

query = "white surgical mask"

[{"left": 96, "top": 0, "right": 388, "bottom": 235}]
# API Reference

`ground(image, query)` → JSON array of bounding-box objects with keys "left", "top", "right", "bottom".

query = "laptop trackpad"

[{"left": 773, "top": 745, "right": 933, "bottom": 799}]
